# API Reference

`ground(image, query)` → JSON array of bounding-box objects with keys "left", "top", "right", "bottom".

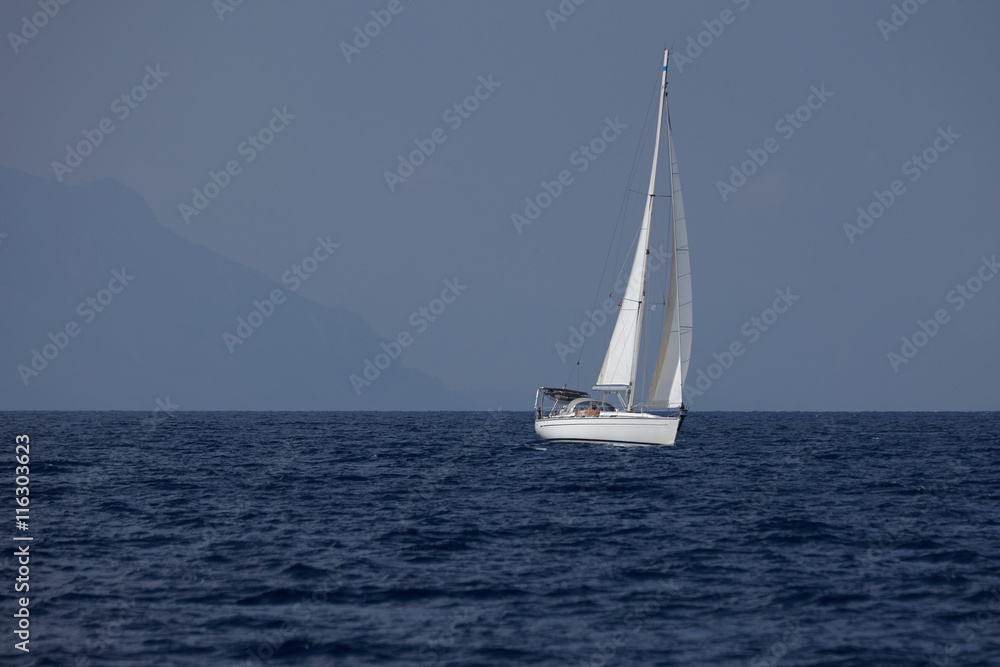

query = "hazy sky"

[{"left": 2, "top": 0, "right": 998, "bottom": 410}]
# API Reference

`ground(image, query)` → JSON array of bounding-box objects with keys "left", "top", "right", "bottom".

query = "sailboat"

[{"left": 534, "top": 49, "right": 692, "bottom": 446}]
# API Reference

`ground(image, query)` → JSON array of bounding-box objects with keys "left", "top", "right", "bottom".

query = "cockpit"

[
  {"left": 561, "top": 398, "right": 617, "bottom": 417},
  {"left": 534, "top": 388, "right": 621, "bottom": 419}
]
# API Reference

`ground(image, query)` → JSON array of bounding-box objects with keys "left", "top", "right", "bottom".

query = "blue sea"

[{"left": 2, "top": 411, "right": 999, "bottom": 666}]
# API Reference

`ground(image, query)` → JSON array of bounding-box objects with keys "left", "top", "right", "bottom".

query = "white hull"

[{"left": 534, "top": 413, "right": 680, "bottom": 446}]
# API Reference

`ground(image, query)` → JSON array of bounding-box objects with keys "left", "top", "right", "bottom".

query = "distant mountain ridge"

[{"left": 0, "top": 166, "right": 512, "bottom": 410}]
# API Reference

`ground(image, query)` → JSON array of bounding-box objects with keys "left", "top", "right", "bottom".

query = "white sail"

[
  {"left": 648, "top": 100, "right": 693, "bottom": 409},
  {"left": 592, "top": 202, "right": 650, "bottom": 392},
  {"left": 593, "top": 50, "right": 669, "bottom": 402}
]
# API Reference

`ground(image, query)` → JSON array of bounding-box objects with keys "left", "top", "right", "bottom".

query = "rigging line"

[
  {"left": 613, "top": 69, "right": 662, "bottom": 279},
  {"left": 574, "top": 66, "right": 662, "bottom": 371},
  {"left": 640, "top": 288, "right": 649, "bottom": 410},
  {"left": 608, "top": 80, "right": 661, "bottom": 298},
  {"left": 607, "top": 67, "right": 661, "bottom": 295},
  {"left": 564, "top": 359, "right": 581, "bottom": 392},
  {"left": 660, "top": 191, "right": 671, "bottom": 300},
  {"left": 614, "top": 68, "right": 665, "bottom": 402},
  {"left": 614, "top": 224, "right": 643, "bottom": 295},
  {"left": 643, "top": 201, "right": 664, "bottom": 409}
]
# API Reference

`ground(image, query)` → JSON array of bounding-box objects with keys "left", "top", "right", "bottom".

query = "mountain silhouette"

[{"left": 0, "top": 166, "right": 515, "bottom": 410}]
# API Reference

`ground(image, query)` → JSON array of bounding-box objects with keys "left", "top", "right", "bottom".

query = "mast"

[{"left": 594, "top": 49, "right": 670, "bottom": 411}]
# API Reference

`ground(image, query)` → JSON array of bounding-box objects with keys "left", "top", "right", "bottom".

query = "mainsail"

[
  {"left": 648, "top": 97, "right": 693, "bottom": 409},
  {"left": 594, "top": 50, "right": 669, "bottom": 405}
]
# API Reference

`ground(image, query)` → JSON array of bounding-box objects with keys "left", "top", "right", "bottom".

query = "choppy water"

[{"left": 2, "top": 411, "right": 999, "bottom": 666}]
